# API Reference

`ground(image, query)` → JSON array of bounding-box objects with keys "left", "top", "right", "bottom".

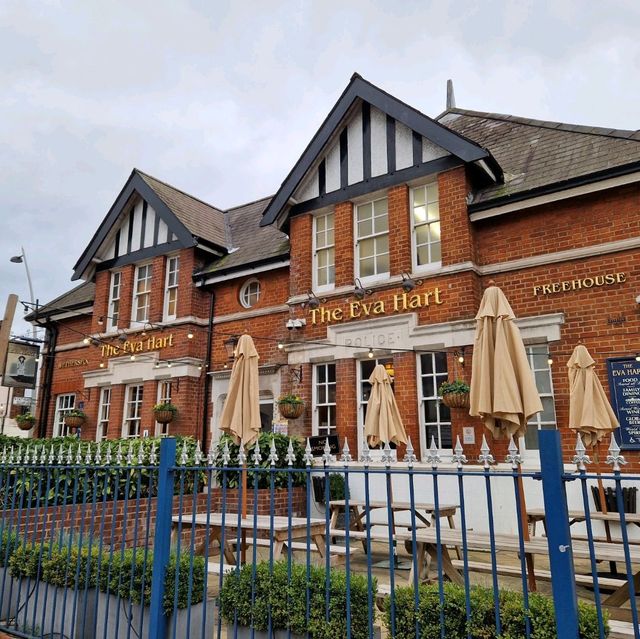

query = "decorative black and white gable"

[
  {"left": 73, "top": 170, "right": 227, "bottom": 281},
  {"left": 260, "top": 74, "right": 502, "bottom": 228}
]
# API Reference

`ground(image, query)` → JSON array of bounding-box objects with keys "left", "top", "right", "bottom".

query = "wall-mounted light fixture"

[
  {"left": 353, "top": 278, "right": 372, "bottom": 300},
  {"left": 384, "top": 361, "right": 395, "bottom": 380},
  {"left": 117, "top": 331, "right": 128, "bottom": 343},
  {"left": 635, "top": 353, "right": 640, "bottom": 362},
  {"left": 454, "top": 347, "right": 466, "bottom": 366},
  {"left": 289, "top": 365, "right": 303, "bottom": 383},
  {"left": 368, "top": 348, "right": 374, "bottom": 359},
  {"left": 97, "top": 316, "right": 104, "bottom": 326},
  {"left": 224, "top": 335, "right": 239, "bottom": 361},
  {"left": 304, "top": 292, "right": 323, "bottom": 310},
  {"left": 400, "top": 272, "right": 423, "bottom": 293}
]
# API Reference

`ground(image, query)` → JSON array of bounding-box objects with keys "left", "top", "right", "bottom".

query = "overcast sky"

[{"left": 1, "top": 0, "right": 639, "bottom": 338}]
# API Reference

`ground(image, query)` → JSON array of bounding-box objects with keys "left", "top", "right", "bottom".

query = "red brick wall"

[
  {"left": 334, "top": 201, "right": 354, "bottom": 287},
  {"left": 388, "top": 185, "right": 411, "bottom": 275}
]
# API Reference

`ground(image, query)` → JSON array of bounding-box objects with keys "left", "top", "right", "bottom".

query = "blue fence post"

[
  {"left": 148, "top": 437, "right": 177, "bottom": 639},
  {"left": 539, "top": 430, "right": 579, "bottom": 638}
]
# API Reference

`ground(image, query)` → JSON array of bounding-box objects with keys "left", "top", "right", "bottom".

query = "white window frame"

[
  {"left": 54, "top": 393, "right": 76, "bottom": 438},
  {"left": 155, "top": 380, "right": 172, "bottom": 437},
  {"left": 132, "top": 263, "right": 152, "bottom": 326},
  {"left": 356, "top": 357, "right": 395, "bottom": 459},
  {"left": 312, "top": 362, "right": 337, "bottom": 437},
  {"left": 411, "top": 182, "right": 442, "bottom": 273},
  {"left": 163, "top": 256, "right": 179, "bottom": 321},
  {"left": 107, "top": 271, "right": 122, "bottom": 332},
  {"left": 417, "top": 352, "right": 452, "bottom": 454},
  {"left": 354, "top": 197, "right": 390, "bottom": 284},
  {"left": 520, "top": 344, "right": 557, "bottom": 457},
  {"left": 122, "top": 384, "right": 144, "bottom": 439},
  {"left": 239, "top": 279, "right": 261, "bottom": 308},
  {"left": 97, "top": 387, "right": 111, "bottom": 441},
  {"left": 312, "top": 211, "right": 335, "bottom": 292}
]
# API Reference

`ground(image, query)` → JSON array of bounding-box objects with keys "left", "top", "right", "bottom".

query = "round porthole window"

[{"left": 239, "top": 279, "right": 261, "bottom": 308}]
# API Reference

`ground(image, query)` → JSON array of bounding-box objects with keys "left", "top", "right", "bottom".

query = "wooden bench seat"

[{"left": 234, "top": 536, "right": 357, "bottom": 565}]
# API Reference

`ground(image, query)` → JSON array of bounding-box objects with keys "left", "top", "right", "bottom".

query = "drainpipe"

[
  {"left": 38, "top": 321, "right": 58, "bottom": 439},
  {"left": 201, "top": 290, "right": 215, "bottom": 451}
]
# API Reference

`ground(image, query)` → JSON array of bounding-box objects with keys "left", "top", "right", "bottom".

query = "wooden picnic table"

[
  {"left": 171, "top": 513, "right": 327, "bottom": 564},
  {"left": 527, "top": 507, "right": 640, "bottom": 536},
  {"left": 394, "top": 527, "right": 640, "bottom": 608}
]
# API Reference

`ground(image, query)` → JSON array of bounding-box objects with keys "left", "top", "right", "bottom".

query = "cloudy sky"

[{"left": 1, "top": 0, "right": 639, "bottom": 338}]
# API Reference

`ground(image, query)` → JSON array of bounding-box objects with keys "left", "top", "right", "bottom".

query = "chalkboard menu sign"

[{"left": 607, "top": 357, "right": 640, "bottom": 450}]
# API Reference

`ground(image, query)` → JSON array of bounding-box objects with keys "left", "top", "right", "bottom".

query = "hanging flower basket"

[
  {"left": 278, "top": 394, "right": 305, "bottom": 419},
  {"left": 64, "top": 412, "right": 86, "bottom": 429},
  {"left": 15, "top": 414, "right": 36, "bottom": 431},
  {"left": 153, "top": 403, "right": 178, "bottom": 424},
  {"left": 438, "top": 380, "right": 471, "bottom": 409},
  {"left": 441, "top": 392, "right": 470, "bottom": 409}
]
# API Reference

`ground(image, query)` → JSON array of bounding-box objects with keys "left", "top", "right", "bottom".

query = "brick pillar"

[
  {"left": 335, "top": 358, "right": 357, "bottom": 449},
  {"left": 149, "top": 255, "right": 166, "bottom": 324},
  {"left": 117, "top": 265, "right": 136, "bottom": 330},
  {"left": 392, "top": 351, "right": 418, "bottom": 460},
  {"left": 334, "top": 201, "right": 354, "bottom": 288},
  {"left": 92, "top": 271, "right": 110, "bottom": 334},
  {"left": 388, "top": 185, "right": 411, "bottom": 276},
  {"left": 439, "top": 167, "right": 475, "bottom": 266},
  {"left": 289, "top": 214, "right": 313, "bottom": 297}
]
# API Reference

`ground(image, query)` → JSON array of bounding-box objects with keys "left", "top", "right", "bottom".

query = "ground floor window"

[
  {"left": 97, "top": 387, "right": 111, "bottom": 441},
  {"left": 123, "top": 384, "right": 144, "bottom": 438},
  {"left": 313, "top": 363, "right": 336, "bottom": 436},
  {"left": 358, "top": 357, "right": 394, "bottom": 452},
  {"left": 260, "top": 398, "right": 274, "bottom": 432},
  {"left": 419, "top": 352, "right": 451, "bottom": 450},
  {"left": 156, "top": 381, "right": 172, "bottom": 437},
  {"left": 523, "top": 344, "right": 557, "bottom": 450},
  {"left": 54, "top": 393, "right": 75, "bottom": 437}
]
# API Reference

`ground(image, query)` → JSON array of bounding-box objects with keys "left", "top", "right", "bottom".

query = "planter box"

[
  {"left": 231, "top": 625, "right": 380, "bottom": 639},
  {"left": 0, "top": 569, "right": 28, "bottom": 622},
  {"left": 93, "top": 591, "right": 216, "bottom": 639},
  {"left": 3, "top": 581, "right": 95, "bottom": 639}
]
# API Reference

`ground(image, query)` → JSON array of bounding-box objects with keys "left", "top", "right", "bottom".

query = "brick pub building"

[{"left": 30, "top": 74, "right": 640, "bottom": 466}]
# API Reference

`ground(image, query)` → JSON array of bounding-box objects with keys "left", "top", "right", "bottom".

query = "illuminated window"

[
  {"left": 355, "top": 198, "right": 389, "bottom": 280},
  {"left": 108, "top": 272, "right": 121, "bottom": 331},
  {"left": 163, "top": 256, "right": 179, "bottom": 320},
  {"left": 133, "top": 264, "right": 152, "bottom": 324},
  {"left": 412, "top": 183, "right": 441, "bottom": 268},
  {"left": 314, "top": 212, "right": 335, "bottom": 289}
]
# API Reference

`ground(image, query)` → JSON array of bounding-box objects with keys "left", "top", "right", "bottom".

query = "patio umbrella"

[
  {"left": 469, "top": 282, "right": 542, "bottom": 590},
  {"left": 568, "top": 343, "right": 619, "bottom": 556},
  {"left": 219, "top": 334, "right": 261, "bottom": 561},
  {"left": 470, "top": 283, "right": 543, "bottom": 438},
  {"left": 364, "top": 364, "right": 407, "bottom": 568}
]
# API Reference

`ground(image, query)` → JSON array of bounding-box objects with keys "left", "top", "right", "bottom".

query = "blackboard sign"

[
  {"left": 308, "top": 435, "right": 340, "bottom": 457},
  {"left": 607, "top": 357, "right": 640, "bottom": 450}
]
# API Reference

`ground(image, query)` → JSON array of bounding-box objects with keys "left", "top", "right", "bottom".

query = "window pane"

[
  {"left": 427, "top": 203, "right": 440, "bottom": 222},
  {"left": 376, "top": 234, "right": 389, "bottom": 254},
  {"left": 318, "top": 406, "right": 329, "bottom": 427},
  {"left": 360, "top": 257, "right": 375, "bottom": 278},
  {"left": 357, "top": 202, "right": 372, "bottom": 221},
  {"left": 427, "top": 183, "right": 439, "bottom": 202},
  {"left": 535, "top": 370, "right": 551, "bottom": 394},
  {"left": 524, "top": 425, "right": 540, "bottom": 449},
  {"left": 434, "top": 352, "right": 448, "bottom": 373},
  {"left": 424, "top": 400, "right": 438, "bottom": 423},
  {"left": 374, "top": 211, "right": 388, "bottom": 234},
  {"left": 421, "top": 354, "right": 433, "bottom": 374},
  {"left": 416, "top": 225, "right": 429, "bottom": 246},
  {"left": 541, "top": 397, "right": 556, "bottom": 422},
  {"left": 416, "top": 246, "right": 429, "bottom": 266},
  {"left": 440, "top": 403, "right": 451, "bottom": 422},
  {"left": 376, "top": 253, "right": 389, "bottom": 275},
  {"left": 374, "top": 199, "right": 388, "bottom": 216},
  {"left": 316, "top": 215, "right": 325, "bottom": 233},
  {"left": 413, "top": 187, "right": 425, "bottom": 207},
  {"left": 358, "top": 218, "right": 373, "bottom": 238},
  {"left": 328, "top": 385, "right": 336, "bottom": 404},
  {"left": 359, "top": 238, "right": 374, "bottom": 258},
  {"left": 431, "top": 222, "right": 441, "bottom": 241},
  {"left": 431, "top": 242, "right": 441, "bottom": 263},
  {"left": 328, "top": 364, "right": 336, "bottom": 383},
  {"left": 413, "top": 206, "right": 427, "bottom": 224},
  {"left": 422, "top": 376, "right": 435, "bottom": 397}
]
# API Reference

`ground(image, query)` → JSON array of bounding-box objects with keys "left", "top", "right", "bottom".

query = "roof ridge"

[
  {"left": 439, "top": 108, "right": 640, "bottom": 141},
  {"left": 225, "top": 194, "right": 274, "bottom": 213},
  {"left": 135, "top": 169, "right": 225, "bottom": 214}
]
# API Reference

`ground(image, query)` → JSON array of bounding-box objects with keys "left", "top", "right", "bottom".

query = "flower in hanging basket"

[
  {"left": 153, "top": 402, "right": 178, "bottom": 424},
  {"left": 438, "top": 380, "right": 471, "bottom": 409},
  {"left": 64, "top": 409, "right": 87, "bottom": 428},
  {"left": 15, "top": 413, "right": 36, "bottom": 431},
  {"left": 277, "top": 393, "right": 305, "bottom": 419}
]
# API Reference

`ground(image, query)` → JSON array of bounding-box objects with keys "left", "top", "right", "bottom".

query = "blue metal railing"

[{"left": 0, "top": 433, "right": 637, "bottom": 638}]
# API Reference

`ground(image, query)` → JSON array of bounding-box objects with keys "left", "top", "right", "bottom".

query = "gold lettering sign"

[
  {"left": 309, "top": 288, "right": 443, "bottom": 325},
  {"left": 58, "top": 359, "right": 89, "bottom": 369},
  {"left": 533, "top": 272, "right": 625, "bottom": 296},
  {"left": 100, "top": 333, "right": 175, "bottom": 358}
]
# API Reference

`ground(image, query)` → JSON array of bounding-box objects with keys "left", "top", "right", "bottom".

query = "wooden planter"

[
  {"left": 154, "top": 410, "right": 175, "bottom": 424},
  {"left": 64, "top": 414, "right": 85, "bottom": 429},
  {"left": 441, "top": 392, "right": 470, "bottom": 409},
  {"left": 278, "top": 402, "right": 305, "bottom": 419}
]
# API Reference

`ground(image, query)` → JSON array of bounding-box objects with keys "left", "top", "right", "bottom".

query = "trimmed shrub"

[
  {"left": 220, "top": 560, "right": 374, "bottom": 638},
  {"left": 386, "top": 583, "right": 608, "bottom": 639}
]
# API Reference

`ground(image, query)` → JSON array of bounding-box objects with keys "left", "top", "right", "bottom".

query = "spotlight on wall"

[
  {"left": 99, "top": 362, "right": 105, "bottom": 368},
  {"left": 118, "top": 332, "right": 128, "bottom": 343},
  {"left": 305, "top": 292, "right": 323, "bottom": 310},
  {"left": 454, "top": 347, "right": 466, "bottom": 366},
  {"left": 83, "top": 337, "right": 90, "bottom": 345},
  {"left": 353, "top": 278, "right": 372, "bottom": 300},
  {"left": 548, "top": 357, "right": 554, "bottom": 366},
  {"left": 167, "top": 361, "right": 172, "bottom": 368},
  {"left": 636, "top": 353, "right": 640, "bottom": 362},
  {"left": 97, "top": 316, "right": 104, "bottom": 326},
  {"left": 277, "top": 342, "right": 284, "bottom": 350},
  {"left": 130, "top": 355, "right": 136, "bottom": 361},
  {"left": 400, "top": 272, "right": 423, "bottom": 293},
  {"left": 155, "top": 361, "right": 160, "bottom": 369},
  {"left": 187, "top": 331, "right": 194, "bottom": 340},
  {"left": 368, "top": 348, "right": 374, "bottom": 359}
]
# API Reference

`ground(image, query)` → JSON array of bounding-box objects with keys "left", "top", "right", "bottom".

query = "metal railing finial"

[
  {"left": 505, "top": 436, "right": 522, "bottom": 468},
  {"left": 425, "top": 436, "right": 441, "bottom": 468},
  {"left": 381, "top": 440, "right": 394, "bottom": 466},
  {"left": 252, "top": 439, "right": 262, "bottom": 466},
  {"left": 606, "top": 435, "right": 627, "bottom": 472},
  {"left": 268, "top": 437, "right": 279, "bottom": 466},
  {"left": 341, "top": 438, "right": 352, "bottom": 463},
  {"left": 572, "top": 433, "right": 591, "bottom": 471},
  {"left": 403, "top": 437, "right": 417, "bottom": 466},
  {"left": 478, "top": 434, "right": 495, "bottom": 469},
  {"left": 285, "top": 438, "right": 296, "bottom": 466},
  {"left": 303, "top": 438, "right": 314, "bottom": 466},
  {"left": 360, "top": 439, "right": 372, "bottom": 466},
  {"left": 451, "top": 435, "right": 468, "bottom": 468}
]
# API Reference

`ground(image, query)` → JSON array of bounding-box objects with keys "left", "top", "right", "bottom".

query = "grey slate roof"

[
  {"left": 136, "top": 170, "right": 227, "bottom": 248},
  {"left": 196, "top": 196, "right": 290, "bottom": 277},
  {"left": 26, "top": 281, "right": 95, "bottom": 321},
  {"left": 437, "top": 109, "right": 640, "bottom": 206}
]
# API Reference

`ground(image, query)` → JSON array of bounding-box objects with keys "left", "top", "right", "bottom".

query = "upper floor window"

[
  {"left": 164, "top": 256, "right": 179, "bottom": 320},
  {"left": 356, "top": 198, "right": 389, "bottom": 280},
  {"left": 412, "top": 183, "right": 441, "bottom": 269},
  {"left": 239, "top": 279, "right": 261, "bottom": 308},
  {"left": 133, "top": 264, "right": 152, "bottom": 324},
  {"left": 54, "top": 393, "right": 75, "bottom": 438},
  {"left": 108, "top": 272, "right": 121, "bottom": 331},
  {"left": 314, "top": 212, "right": 335, "bottom": 289}
]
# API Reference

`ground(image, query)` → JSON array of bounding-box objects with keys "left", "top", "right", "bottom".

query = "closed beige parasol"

[{"left": 364, "top": 364, "right": 408, "bottom": 447}]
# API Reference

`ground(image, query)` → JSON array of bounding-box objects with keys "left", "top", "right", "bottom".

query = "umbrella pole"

[
  {"left": 516, "top": 465, "right": 537, "bottom": 591},
  {"left": 241, "top": 463, "right": 247, "bottom": 564},
  {"left": 593, "top": 444, "right": 616, "bottom": 574}
]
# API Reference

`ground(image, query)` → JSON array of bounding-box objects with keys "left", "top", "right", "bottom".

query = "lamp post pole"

[{"left": 10, "top": 247, "right": 36, "bottom": 340}]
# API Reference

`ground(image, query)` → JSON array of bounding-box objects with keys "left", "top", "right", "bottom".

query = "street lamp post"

[{"left": 10, "top": 247, "right": 36, "bottom": 339}]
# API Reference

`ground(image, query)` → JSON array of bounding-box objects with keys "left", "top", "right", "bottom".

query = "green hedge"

[
  {"left": 219, "top": 560, "right": 373, "bottom": 638},
  {"left": 0, "top": 435, "right": 203, "bottom": 507},
  {"left": 386, "top": 583, "right": 608, "bottom": 639},
  {"left": 8, "top": 539, "right": 205, "bottom": 615},
  {"left": 0, "top": 530, "right": 19, "bottom": 567},
  {"left": 213, "top": 433, "right": 307, "bottom": 489}
]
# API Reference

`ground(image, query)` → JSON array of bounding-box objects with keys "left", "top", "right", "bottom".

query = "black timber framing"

[
  {"left": 260, "top": 73, "right": 499, "bottom": 227},
  {"left": 289, "top": 155, "right": 463, "bottom": 216},
  {"left": 96, "top": 240, "right": 184, "bottom": 272},
  {"left": 386, "top": 115, "right": 396, "bottom": 173},
  {"left": 73, "top": 170, "right": 213, "bottom": 280},
  {"left": 362, "top": 102, "right": 371, "bottom": 180}
]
